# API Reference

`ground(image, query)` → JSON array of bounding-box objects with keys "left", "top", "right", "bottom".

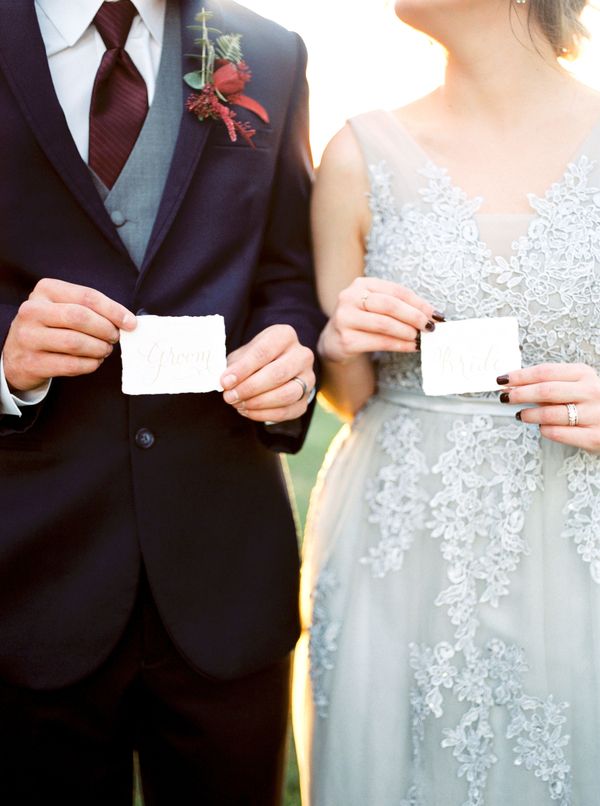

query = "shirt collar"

[{"left": 35, "top": 0, "right": 166, "bottom": 50}]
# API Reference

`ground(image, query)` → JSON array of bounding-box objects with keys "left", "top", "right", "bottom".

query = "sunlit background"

[{"left": 242, "top": 0, "right": 600, "bottom": 163}]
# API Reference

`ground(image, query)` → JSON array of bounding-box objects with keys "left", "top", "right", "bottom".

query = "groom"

[{"left": 0, "top": 0, "right": 323, "bottom": 803}]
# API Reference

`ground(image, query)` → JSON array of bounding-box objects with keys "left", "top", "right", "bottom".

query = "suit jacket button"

[
  {"left": 111, "top": 210, "right": 126, "bottom": 227},
  {"left": 135, "top": 428, "right": 155, "bottom": 449}
]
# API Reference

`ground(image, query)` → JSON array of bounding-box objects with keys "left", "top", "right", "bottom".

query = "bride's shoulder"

[
  {"left": 318, "top": 122, "right": 366, "bottom": 180},
  {"left": 564, "top": 81, "right": 600, "bottom": 126}
]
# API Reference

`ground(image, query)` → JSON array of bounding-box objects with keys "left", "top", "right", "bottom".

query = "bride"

[{"left": 293, "top": 1, "right": 600, "bottom": 804}]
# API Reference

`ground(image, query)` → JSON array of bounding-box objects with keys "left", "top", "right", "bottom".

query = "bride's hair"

[{"left": 527, "top": 0, "right": 589, "bottom": 59}]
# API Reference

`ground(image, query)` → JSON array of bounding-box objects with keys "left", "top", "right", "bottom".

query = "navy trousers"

[{"left": 0, "top": 573, "right": 291, "bottom": 805}]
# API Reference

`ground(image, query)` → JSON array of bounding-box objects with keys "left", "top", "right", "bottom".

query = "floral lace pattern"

[
  {"left": 362, "top": 156, "right": 594, "bottom": 801},
  {"left": 560, "top": 449, "right": 600, "bottom": 583},
  {"left": 306, "top": 143, "right": 600, "bottom": 800},
  {"left": 366, "top": 155, "right": 600, "bottom": 574},
  {"left": 308, "top": 567, "right": 341, "bottom": 718},
  {"left": 362, "top": 411, "right": 428, "bottom": 577},
  {"left": 407, "top": 640, "right": 572, "bottom": 806},
  {"left": 365, "top": 157, "right": 600, "bottom": 395},
  {"left": 428, "top": 417, "right": 543, "bottom": 645},
  {"left": 393, "top": 416, "right": 567, "bottom": 804}
]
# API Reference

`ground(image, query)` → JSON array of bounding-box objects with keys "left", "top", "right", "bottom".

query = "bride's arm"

[
  {"left": 313, "top": 126, "right": 437, "bottom": 421},
  {"left": 312, "top": 126, "right": 375, "bottom": 420}
]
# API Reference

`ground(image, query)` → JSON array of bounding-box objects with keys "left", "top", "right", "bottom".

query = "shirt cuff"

[{"left": 0, "top": 355, "right": 50, "bottom": 416}]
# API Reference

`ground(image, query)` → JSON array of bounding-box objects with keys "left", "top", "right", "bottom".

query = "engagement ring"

[{"left": 566, "top": 402, "right": 579, "bottom": 427}]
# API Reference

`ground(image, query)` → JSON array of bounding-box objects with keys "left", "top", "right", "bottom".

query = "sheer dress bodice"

[{"left": 357, "top": 111, "right": 600, "bottom": 396}]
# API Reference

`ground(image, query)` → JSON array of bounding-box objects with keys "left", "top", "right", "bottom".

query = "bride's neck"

[{"left": 436, "top": 10, "right": 575, "bottom": 129}]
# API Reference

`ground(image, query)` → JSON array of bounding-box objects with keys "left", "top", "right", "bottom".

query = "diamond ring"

[{"left": 565, "top": 402, "right": 579, "bottom": 427}]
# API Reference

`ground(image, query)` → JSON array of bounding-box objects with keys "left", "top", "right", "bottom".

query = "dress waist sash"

[{"left": 376, "top": 385, "right": 530, "bottom": 418}]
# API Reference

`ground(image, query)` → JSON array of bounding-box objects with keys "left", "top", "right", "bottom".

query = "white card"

[
  {"left": 421, "top": 317, "right": 521, "bottom": 396},
  {"left": 120, "top": 315, "right": 227, "bottom": 395}
]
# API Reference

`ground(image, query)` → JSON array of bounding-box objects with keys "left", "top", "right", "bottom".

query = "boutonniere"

[{"left": 184, "top": 8, "right": 269, "bottom": 147}]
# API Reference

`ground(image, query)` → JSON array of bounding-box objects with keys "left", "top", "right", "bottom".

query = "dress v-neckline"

[
  {"left": 373, "top": 108, "right": 600, "bottom": 265},
  {"left": 383, "top": 108, "right": 600, "bottom": 219}
]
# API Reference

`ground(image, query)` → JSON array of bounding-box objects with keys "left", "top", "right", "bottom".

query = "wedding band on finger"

[
  {"left": 565, "top": 402, "right": 579, "bottom": 427},
  {"left": 361, "top": 294, "right": 370, "bottom": 311},
  {"left": 291, "top": 376, "right": 308, "bottom": 402}
]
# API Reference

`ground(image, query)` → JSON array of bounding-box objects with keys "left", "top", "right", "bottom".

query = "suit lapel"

[
  {"left": 139, "top": 0, "right": 223, "bottom": 275},
  {"left": 0, "top": 0, "right": 130, "bottom": 259}
]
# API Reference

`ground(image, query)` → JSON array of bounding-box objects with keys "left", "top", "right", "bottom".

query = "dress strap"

[{"left": 348, "top": 109, "right": 431, "bottom": 209}]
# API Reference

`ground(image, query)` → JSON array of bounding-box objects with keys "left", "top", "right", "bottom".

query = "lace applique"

[
  {"left": 364, "top": 158, "right": 600, "bottom": 395},
  {"left": 407, "top": 640, "right": 572, "bottom": 806},
  {"left": 560, "top": 449, "right": 600, "bottom": 583},
  {"left": 428, "top": 416, "right": 543, "bottom": 646},
  {"left": 362, "top": 411, "right": 428, "bottom": 577},
  {"left": 488, "top": 156, "right": 600, "bottom": 371},
  {"left": 396, "top": 416, "right": 573, "bottom": 804},
  {"left": 311, "top": 149, "right": 599, "bottom": 793},
  {"left": 308, "top": 567, "right": 341, "bottom": 718}
]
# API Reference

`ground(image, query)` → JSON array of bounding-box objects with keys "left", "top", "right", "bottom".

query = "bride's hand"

[
  {"left": 498, "top": 362, "right": 600, "bottom": 453},
  {"left": 318, "top": 276, "right": 442, "bottom": 364}
]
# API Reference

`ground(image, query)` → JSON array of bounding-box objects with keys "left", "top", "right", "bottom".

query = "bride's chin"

[
  {"left": 394, "top": 0, "right": 479, "bottom": 28},
  {"left": 393, "top": 1, "right": 443, "bottom": 34}
]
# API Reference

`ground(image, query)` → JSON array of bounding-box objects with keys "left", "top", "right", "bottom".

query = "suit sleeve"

[{"left": 243, "top": 33, "right": 326, "bottom": 454}]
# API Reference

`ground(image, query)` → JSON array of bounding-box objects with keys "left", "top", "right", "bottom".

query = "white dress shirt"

[{"left": 1, "top": 0, "right": 166, "bottom": 416}]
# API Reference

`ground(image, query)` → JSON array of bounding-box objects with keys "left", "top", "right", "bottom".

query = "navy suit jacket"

[{"left": 0, "top": 0, "right": 325, "bottom": 689}]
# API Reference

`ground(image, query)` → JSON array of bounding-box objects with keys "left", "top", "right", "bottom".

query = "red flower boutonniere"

[{"left": 184, "top": 8, "right": 269, "bottom": 147}]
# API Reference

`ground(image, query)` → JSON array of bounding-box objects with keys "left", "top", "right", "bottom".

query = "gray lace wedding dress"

[{"left": 293, "top": 110, "right": 600, "bottom": 806}]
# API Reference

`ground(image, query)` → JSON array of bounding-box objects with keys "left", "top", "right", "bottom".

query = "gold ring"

[
  {"left": 565, "top": 402, "right": 579, "bottom": 427},
  {"left": 361, "top": 294, "right": 369, "bottom": 311},
  {"left": 291, "top": 376, "right": 308, "bottom": 401}
]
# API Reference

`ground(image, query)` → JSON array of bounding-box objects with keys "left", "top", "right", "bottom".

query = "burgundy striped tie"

[{"left": 89, "top": 0, "right": 148, "bottom": 189}]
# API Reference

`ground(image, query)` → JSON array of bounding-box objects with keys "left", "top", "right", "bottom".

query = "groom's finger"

[
  {"left": 30, "top": 278, "right": 137, "bottom": 331},
  {"left": 225, "top": 351, "right": 314, "bottom": 405},
  {"left": 20, "top": 299, "right": 123, "bottom": 345},
  {"left": 235, "top": 371, "right": 316, "bottom": 411},
  {"left": 234, "top": 400, "right": 308, "bottom": 424},
  {"left": 221, "top": 324, "right": 300, "bottom": 390}
]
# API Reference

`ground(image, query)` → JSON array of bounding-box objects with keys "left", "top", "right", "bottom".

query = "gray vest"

[{"left": 91, "top": 0, "right": 181, "bottom": 269}]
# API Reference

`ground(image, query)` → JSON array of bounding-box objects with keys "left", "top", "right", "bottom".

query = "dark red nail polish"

[
  {"left": 497, "top": 374, "right": 510, "bottom": 385},
  {"left": 515, "top": 411, "right": 522, "bottom": 421},
  {"left": 500, "top": 392, "right": 510, "bottom": 404},
  {"left": 425, "top": 321, "right": 436, "bottom": 332},
  {"left": 432, "top": 311, "right": 446, "bottom": 322},
  {"left": 415, "top": 333, "right": 421, "bottom": 351}
]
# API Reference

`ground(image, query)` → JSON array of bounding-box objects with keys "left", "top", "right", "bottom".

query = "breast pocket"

[{"left": 208, "top": 122, "right": 274, "bottom": 152}]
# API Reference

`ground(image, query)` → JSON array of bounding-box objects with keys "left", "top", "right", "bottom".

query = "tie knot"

[{"left": 94, "top": 0, "right": 138, "bottom": 50}]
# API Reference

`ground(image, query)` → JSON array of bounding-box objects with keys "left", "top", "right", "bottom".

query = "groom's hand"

[
  {"left": 3, "top": 278, "right": 136, "bottom": 393},
  {"left": 221, "top": 325, "right": 316, "bottom": 423}
]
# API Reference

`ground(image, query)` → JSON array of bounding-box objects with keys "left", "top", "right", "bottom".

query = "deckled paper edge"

[
  {"left": 120, "top": 314, "right": 227, "bottom": 396},
  {"left": 421, "top": 316, "right": 522, "bottom": 397}
]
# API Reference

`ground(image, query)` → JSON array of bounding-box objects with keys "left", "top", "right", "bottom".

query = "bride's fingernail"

[
  {"left": 432, "top": 311, "right": 446, "bottom": 322},
  {"left": 425, "top": 321, "right": 436, "bottom": 332},
  {"left": 497, "top": 374, "right": 510, "bottom": 385},
  {"left": 415, "top": 333, "right": 421, "bottom": 351},
  {"left": 500, "top": 392, "right": 511, "bottom": 404},
  {"left": 515, "top": 411, "right": 523, "bottom": 421}
]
